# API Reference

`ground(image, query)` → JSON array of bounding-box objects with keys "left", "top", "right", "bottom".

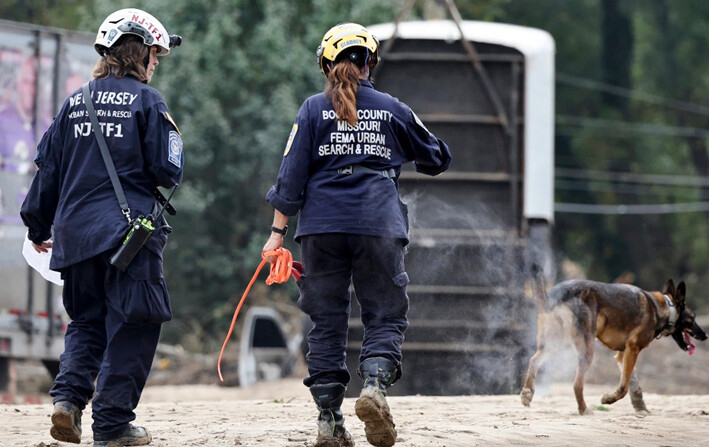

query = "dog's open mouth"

[{"left": 684, "top": 330, "right": 697, "bottom": 355}]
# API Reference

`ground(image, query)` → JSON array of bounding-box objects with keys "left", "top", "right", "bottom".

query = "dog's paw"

[
  {"left": 631, "top": 403, "right": 649, "bottom": 413},
  {"left": 601, "top": 393, "right": 618, "bottom": 405},
  {"left": 520, "top": 388, "right": 534, "bottom": 406}
]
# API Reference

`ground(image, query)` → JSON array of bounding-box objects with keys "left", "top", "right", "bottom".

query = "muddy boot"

[
  {"left": 354, "top": 357, "right": 397, "bottom": 447},
  {"left": 50, "top": 401, "right": 82, "bottom": 444},
  {"left": 310, "top": 383, "right": 354, "bottom": 447},
  {"left": 93, "top": 424, "right": 151, "bottom": 446}
]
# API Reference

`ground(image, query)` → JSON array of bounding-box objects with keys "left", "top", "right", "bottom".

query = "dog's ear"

[
  {"left": 663, "top": 279, "right": 675, "bottom": 295},
  {"left": 676, "top": 281, "right": 687, "bottom": 306}
]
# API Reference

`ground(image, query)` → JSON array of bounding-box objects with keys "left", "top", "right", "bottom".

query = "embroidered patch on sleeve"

[
  {"left": 283, "top": 123, "right": 298, "bottom": 156},
  {"left": 163, "top": 111, "right": 181, "bottom": 135},
  {"left": 168, "top": 130, "right": 183, "bottom": 167}
]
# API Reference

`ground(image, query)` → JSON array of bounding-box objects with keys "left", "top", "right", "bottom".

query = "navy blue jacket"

[
  {"left": 21, "top": 75, "right": 183, "bottom": 270},
  {"left": 266, "top": 80, "right": 451, "bottom": 242}
]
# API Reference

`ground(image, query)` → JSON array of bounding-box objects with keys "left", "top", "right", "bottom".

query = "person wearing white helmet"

[
  {"left": 21, "top": 8, "right": 183, "bottom": 447},
  {"left": 263, "top": 22, "right": 451, "bottom": 447}
]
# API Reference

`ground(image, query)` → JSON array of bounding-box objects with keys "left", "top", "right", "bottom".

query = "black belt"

[{"left": 335, "top": 164, "right": 396, "bottom": 179}]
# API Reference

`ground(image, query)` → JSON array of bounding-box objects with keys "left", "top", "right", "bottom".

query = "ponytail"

[{"left": 325, "top": 60, "right": 361, "bottom": 126}]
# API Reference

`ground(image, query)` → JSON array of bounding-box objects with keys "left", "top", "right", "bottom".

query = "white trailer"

[{"left": 343, "top": 17, "right": 555, "bottom": 396}]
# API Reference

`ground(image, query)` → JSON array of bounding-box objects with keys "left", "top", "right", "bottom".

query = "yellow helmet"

[{"left": 316, "top": 23, "right": 379, "bottom": 76}]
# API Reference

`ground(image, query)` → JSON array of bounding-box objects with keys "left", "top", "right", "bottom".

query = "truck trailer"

[
  {"left": 343, "top": 18, "right": 555, "bottom": 396},
  {"left": 0, "top": 19, "right": 95, "bottom": 399}
]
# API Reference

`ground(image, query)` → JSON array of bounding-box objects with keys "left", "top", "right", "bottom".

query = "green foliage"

[
  {"left": 7, "top": 0, "right": 709, "bottom": 348},
  {"left": 84, "top": 0, "right": 401, "bottom": 348},
  {"left": 494, "top": 0, "right": 709, "bottom": 306},
  {"left": 0, "top": 0, "right": 96, "bottom": 30}
]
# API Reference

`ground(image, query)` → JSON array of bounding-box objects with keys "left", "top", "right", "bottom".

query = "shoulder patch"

[
  {"left": 168, "top": 130, "right": 183, "bottom": 168},
  {"left": 283, "top": 123, "right": 298, "bottom": 156},
  {"left": 163, "top": 111, "right": 181, "bottom": 135}
]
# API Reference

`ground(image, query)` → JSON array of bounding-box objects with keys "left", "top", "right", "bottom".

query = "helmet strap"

[{"left": 364, "top": 49, "right": 370, "bottom": 79}]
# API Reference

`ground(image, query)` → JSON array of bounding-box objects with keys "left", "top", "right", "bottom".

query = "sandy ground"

[
  {"left": 4, "top": 315, "right": 709, "bottom": 447},
  {"left": 2, "top": 378, "right": 709, "bottom": 447}
]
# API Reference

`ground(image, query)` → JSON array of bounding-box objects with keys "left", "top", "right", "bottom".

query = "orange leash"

[{"left": 217, "top": 247, "right": 294, "bottom": 382}]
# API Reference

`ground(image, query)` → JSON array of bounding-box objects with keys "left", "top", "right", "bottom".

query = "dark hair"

[
  {"left": 325, "top": 60, "right": 361, "bottom": 126},
  {"left": 325, "top": 48, "right": 377, "bottom": 126},
  {"left": 92, "top": 35, "right": 150, "bottom": 83}
]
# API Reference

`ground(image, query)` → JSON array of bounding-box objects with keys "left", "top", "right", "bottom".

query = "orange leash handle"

[
  {"left": 217, "top": 247, "right": 293, "bottom": 382},
  {"left": 265, "top": 246, "right": 293, "bottom": 285}
]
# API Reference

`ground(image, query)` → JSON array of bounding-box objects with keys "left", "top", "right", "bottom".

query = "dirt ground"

[
  {"left": 2, "top": 379, "right": 709, "bottom": 447},
  {"left": 3, "top": 318, "right": 709, "bottom": 447}
]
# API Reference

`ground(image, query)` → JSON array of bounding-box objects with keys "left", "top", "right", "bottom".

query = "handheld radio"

[{"left": 110, "top": 186, "right": 178, "bottom": 271}]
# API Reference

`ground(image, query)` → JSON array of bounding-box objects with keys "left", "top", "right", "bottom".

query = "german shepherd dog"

[{"left": 520, "top": 274, "right": 707, "bottom": 415}]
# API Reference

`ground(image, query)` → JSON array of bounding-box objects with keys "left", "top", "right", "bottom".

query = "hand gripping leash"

[{"left": 217, "top": 247, "right": 301, "bottom": 382}]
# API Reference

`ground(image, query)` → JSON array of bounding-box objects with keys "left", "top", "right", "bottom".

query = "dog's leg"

[
  {"left": 572, "top": 330, "right": 595, "bottom": 415},
  {"left": 520, "top": 345, "right": 547, "bottom": 406},
  {"left": 602, "top": 343, "right": 640, "bottom": 405},
  {"left": 521, "top": 315, "right": 551, "bottom": 407},
  {"left": 611, "top": 351, "right": 649, "bottom": 413},
  {"left": 628, "top": 371, "right": 649, "bottom": 414}
]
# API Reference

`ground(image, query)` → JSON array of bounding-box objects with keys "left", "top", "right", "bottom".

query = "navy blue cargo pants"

[
  {"left": 49, "top": 246, "right": 171, "bottom": 440},
  {"left": 298, "top": 234, "right": 409, "bottom": 387}
]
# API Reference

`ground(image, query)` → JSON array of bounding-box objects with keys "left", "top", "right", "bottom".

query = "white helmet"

[{"left": 94, "top": 8, "right": 175, "bottom": 56}]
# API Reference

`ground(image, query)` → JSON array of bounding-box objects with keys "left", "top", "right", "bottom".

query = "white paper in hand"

[{"left": 22, "top": 233, "right": 63, "bottom": 286}]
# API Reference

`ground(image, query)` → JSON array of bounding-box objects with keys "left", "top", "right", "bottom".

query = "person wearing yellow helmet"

[
  {"left": 21, "top": 8, "right": 183, "bottom": 447},
  {"left": 316, "top": 22, "right": 380, "bottom": 78},
  {"left": 263, "top": 22, "right": 451, "bottom": 447}
]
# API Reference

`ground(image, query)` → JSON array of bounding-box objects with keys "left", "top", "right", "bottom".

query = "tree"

[
  {"left": 496, "top": 0, "right": 709, "bottom": 303},
  {"left": 85, "top": 0, "right": 402, "bottom": 348},
  {"left": 0, "top": 0, "right": 95, "bottom": 29},
  {"left": 8, "top": 0, "right": 709, "bottom": 348}
]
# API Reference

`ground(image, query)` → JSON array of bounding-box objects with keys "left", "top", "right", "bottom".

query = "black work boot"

[
  {"left": 93, "top": 424, "right": 151, "bottom": 446},
  {"left": 50, "top": 401, "right": 82, "bottom": 444},
  {"left": 354, "top": 357, "right": 397, "bottom": 447},
  {"left": 310, "top": 383, "right": 354, "bottom": 447}
]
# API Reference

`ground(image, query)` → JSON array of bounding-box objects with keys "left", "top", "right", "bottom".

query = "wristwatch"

[{"left": 271, "top": 225, "right": 288, "bottom": 236}]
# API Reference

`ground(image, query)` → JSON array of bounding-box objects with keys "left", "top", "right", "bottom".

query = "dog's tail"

[{"left": 530, "top": 263, "right": 549, "bottom": 311}]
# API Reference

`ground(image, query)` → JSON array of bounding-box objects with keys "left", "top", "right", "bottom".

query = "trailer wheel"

[
  {"left": 42, "top": 359, "right": 60, "bottom": 380},
  {"left": 0, "top": 357, "right": 8, "bottom": 391}
]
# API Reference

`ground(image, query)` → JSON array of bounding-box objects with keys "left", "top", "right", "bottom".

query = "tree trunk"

[{"left": 601, "top": 0, "right": 633, "bottom": 116}]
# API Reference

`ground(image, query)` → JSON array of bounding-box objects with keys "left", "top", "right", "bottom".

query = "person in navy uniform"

[
  {"left": 20, "top": 8, "right": 183, "bottom": 447},
  {"left": 263, "top": 23, "right": 451, "bottom": 447}
]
